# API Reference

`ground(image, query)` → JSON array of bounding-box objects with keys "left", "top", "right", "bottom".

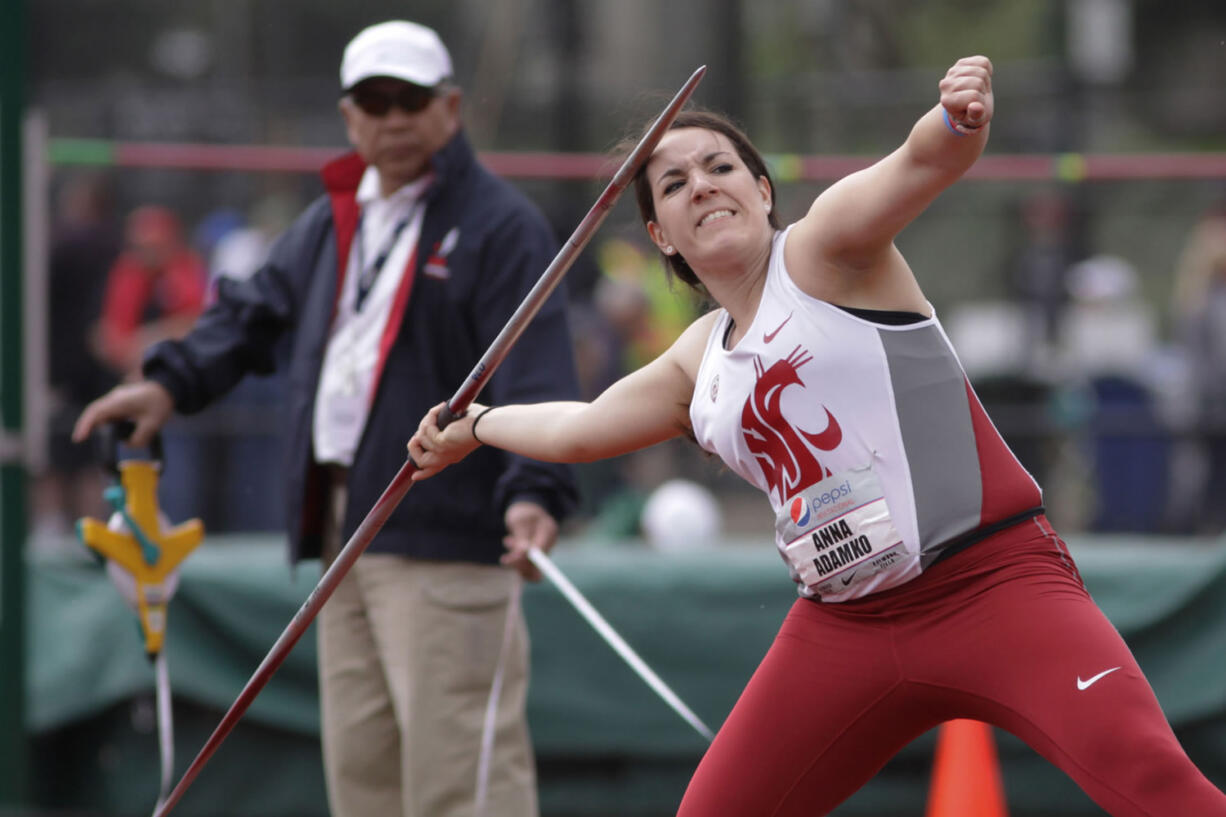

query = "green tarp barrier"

[{"left": 27, "top": 535, "right": 1226, "bottom": 816}]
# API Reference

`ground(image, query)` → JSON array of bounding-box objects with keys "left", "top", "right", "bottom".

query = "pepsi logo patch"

[{"left": 789, "top": 495, "right": 810, "bottom": 527}]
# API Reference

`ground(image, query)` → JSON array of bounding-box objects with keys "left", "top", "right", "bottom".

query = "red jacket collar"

[
  {"left": 322, "top": 153, "right": 364, "bottom": 303},
  {"left": 321, "top": 151, "right": 367, "bottom": 195}
]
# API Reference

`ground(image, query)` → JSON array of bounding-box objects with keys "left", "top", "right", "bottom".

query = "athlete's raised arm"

[{"left": 787, "top": 56, "right": 993, "bottom": 284}]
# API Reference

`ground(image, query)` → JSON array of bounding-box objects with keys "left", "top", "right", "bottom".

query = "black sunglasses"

[{"left": 348, "top": 82, "right": 439, "bottom": 116}]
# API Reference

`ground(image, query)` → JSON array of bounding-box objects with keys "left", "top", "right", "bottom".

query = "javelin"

[{"left": 151, "top": 64, "right": 706, "bottom": 817}]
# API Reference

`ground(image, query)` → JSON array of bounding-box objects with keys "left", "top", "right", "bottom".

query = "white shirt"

[
  {"left": 312, "top": 168, "right": 431, "bottom": 466},
  {"left": 689, "top": 227, "right": 1040, "bottom": 601}
]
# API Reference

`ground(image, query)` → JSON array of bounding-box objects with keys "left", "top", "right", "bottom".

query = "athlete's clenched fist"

[{"left": 939, "top": 55, "right": 993, "bottom": 134}]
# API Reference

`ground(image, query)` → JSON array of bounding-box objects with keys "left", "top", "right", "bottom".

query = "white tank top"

[{"left": 690, "top": 227, "right": 1042, "bottom": 602}]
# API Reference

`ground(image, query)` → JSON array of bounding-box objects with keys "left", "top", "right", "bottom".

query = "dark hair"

[{"left": 622, "top": 109, "right": 780, "bottom": 292}]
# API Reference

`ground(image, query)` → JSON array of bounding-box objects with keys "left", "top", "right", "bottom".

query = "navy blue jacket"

[{"left": 144, "top": 131, "right": 579, "bottom": 564}]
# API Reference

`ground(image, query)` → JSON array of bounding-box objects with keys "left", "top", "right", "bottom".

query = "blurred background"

[{"left": 3, "top": 0, "right": 1226, "bottom": 815}]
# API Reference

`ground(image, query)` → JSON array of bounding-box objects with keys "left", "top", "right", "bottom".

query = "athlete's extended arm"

[
  {"left": 789, "top": 56, "right": 993, "bottom": 274},
  {"left": 408, "top": 313, "right": 715, "bottom": 479}
]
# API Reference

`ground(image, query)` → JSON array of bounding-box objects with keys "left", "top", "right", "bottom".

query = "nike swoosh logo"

[
  {"left": 763, "top": 312, "right": 793, "bottom": 343},
  {"left": 840, "top": 571, "right": 857, "bottom": 586},
  {"left": 1076, "top": 667, "right": 1122, "bottom": 690}
]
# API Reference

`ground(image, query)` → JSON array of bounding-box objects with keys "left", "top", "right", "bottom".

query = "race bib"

[{"left": 774, "top": 466, "right": 913, "bottom": 598}]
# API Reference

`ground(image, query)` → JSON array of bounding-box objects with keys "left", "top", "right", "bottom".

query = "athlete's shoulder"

[
  {"left": 666, "top": 308, "right": 723, "bottom": 381},
  {"left": 677, "top": 308, "right": 722, "bottom": 348}
]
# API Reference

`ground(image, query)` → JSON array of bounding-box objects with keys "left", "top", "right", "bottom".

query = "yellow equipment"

[
  {"left": 76, "top": 425, "right": 205, "bottom": 814},
  {"left": 77, "top": 459, "right": 204, "bottom": 655}
]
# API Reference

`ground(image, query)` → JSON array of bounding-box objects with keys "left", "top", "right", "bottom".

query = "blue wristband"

[{"left": 943, "top": 108, "right": 982, "bottom": 136}]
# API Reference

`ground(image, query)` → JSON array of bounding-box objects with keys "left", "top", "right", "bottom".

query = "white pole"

[
  {"left": 22, "top": 110, "right": 49, "bottom": 475},
  {"left": 527, "top": 548, "right": 715, "bottom": 742}
]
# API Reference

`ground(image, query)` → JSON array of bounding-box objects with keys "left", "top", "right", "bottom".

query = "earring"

[{"left": 664, "top": 245, "right": 675, "bottom": 255}]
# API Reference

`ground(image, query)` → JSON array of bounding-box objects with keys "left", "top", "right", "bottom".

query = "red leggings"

[{"left": 677, "top": 516, "right": 1226, "bottom": 817}]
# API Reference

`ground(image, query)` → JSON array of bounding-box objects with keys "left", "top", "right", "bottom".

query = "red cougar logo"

[{"left": 741, "top": 346, "right": 842, "bottom": 502}]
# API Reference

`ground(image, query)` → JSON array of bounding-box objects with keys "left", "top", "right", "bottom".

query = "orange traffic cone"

[{"left": 925, "top": 719, "right": 1008, "bottom": 817}]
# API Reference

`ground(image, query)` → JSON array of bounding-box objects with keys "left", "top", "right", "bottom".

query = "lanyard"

[{"left": 354, "top": 201, "right": 421, "bottom": 312}]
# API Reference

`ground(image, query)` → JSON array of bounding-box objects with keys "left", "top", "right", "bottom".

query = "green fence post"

[{"left": 0, "top": 0, "right": 30, "bottom": 806}]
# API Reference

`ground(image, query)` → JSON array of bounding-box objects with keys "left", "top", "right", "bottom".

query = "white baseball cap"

[{"left": 340, "top": 20, "right": 453, "bottom": 92}]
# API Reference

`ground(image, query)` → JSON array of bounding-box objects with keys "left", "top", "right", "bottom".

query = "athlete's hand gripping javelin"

[
  {"left": 410, "top": 402, "right": 553, "bottom": 582},
  {"left": 409, "top": 400, "right": 486, "bottom": 478}
]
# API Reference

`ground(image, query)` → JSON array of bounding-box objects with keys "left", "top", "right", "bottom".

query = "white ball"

[{"left": 641, "top": 479, "right": 722, "bottom": 551}]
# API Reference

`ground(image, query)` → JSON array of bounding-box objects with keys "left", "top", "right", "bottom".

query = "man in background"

[
  {"left": 32, "top": 173, "right": 120, "bottom": 545},
  {"left": 94, "top": 204, "right": 207, "bottom": 378},
  {"left": 74, "top": 19, "right": 578, "bottom": 817}
]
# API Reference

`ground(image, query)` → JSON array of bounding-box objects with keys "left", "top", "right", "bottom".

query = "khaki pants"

[{"left": 318, "top": 476, "right": 537, "bottom": 817}]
